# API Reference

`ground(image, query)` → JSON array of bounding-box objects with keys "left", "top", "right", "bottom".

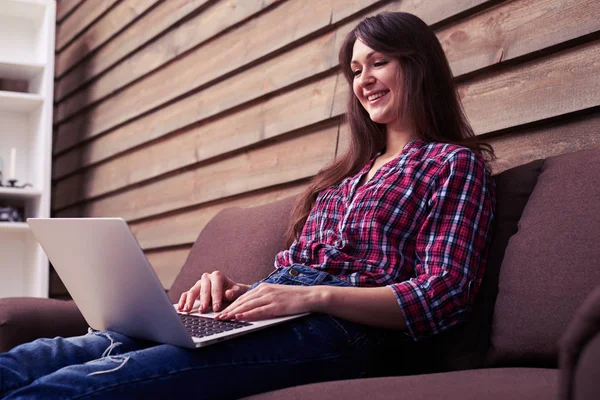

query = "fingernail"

[{"left": 213, "top": 303, "right": 219, "bottom": 312}]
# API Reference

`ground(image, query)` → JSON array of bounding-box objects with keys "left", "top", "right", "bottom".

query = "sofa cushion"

[
  {"left": 168, "top": 195, "right": 298, "bottom": 303},
  {"left": 487, "top": 147, "right": 600, "bottom": 366},
  {"left": 419, "top": 159, "right": 544, "bottom": 372},
  {"left": 243, "top": 368, "right": 557, "bottom": 400}
]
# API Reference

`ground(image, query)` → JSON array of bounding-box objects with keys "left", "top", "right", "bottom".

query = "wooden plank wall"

[{"left": 51, "top": 0, "right": 600, "bottom": 297}]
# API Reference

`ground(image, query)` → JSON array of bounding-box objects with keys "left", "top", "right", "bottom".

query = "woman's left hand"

[{"left": 215, "top": 283, "right": 319, "bottom": 321}]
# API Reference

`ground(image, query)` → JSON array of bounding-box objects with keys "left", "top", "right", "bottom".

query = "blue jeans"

[{"left": 0, "top": 265, "right": 410, "bottom": 399}]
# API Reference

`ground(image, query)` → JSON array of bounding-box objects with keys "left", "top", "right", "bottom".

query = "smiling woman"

[{"left": 0, "top": 12, "right": 496, "bottom": 400}]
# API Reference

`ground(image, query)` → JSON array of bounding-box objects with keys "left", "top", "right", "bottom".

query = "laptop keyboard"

[{"left": 179, "top": 314, "right": 252, "bottom": 338}]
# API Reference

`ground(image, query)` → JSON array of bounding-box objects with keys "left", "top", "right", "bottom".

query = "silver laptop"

[{"left": 27, "top": 218, "right": 307, "bottom": 349}]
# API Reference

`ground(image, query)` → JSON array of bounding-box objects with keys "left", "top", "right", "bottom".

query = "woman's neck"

[{"left": 382, "top": 121, "right": 419, "bottom": 159}]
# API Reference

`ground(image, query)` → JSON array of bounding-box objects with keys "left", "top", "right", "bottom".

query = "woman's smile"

[{"left": 367, "top": 90, "right": 390, "bottom": 103}]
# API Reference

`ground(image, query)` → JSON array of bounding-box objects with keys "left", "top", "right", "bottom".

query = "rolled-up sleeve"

[{"left": 388, "top": 149, "right": 495, "bottom": 341}]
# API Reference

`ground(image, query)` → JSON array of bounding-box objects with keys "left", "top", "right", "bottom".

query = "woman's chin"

[{"left": 367, "top": 113, "right": 393, "bottom": 125}]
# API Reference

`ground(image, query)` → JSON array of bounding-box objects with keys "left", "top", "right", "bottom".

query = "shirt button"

[{"left": 289, "top": 269, "right": 300, "bottom": 276}]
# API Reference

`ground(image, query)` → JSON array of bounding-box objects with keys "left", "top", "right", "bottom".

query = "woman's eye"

[
  {"left": 352, "top": 70, "right": 362, "bottom": 77},
  {"left": 374, "top": 61, "right": 388, "bottom": 67}
]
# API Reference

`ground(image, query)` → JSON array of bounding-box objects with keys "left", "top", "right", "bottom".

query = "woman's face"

[{"left": 351, "top": 39, "right": 403, "bottom": 126}]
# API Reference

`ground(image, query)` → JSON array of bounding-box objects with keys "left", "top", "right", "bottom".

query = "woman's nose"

[{"left": 359, "top": 72, "right": 375, "bottom": 87}]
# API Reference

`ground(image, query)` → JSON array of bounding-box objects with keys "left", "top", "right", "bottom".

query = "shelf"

[
  {"left": 0, "top": 0, "right": 46, "bottom": 20},
  {"left": 0, "top": 221, "right": 29, "bottom": 232},
  {"left": 0, "top": 90, "right": 43, "bottom": 112},
  {"left": 0, "top": 186, "right": 42, "bottom": 199},
  {"left": 0, "top": 0, "right": 54, "bottom": 299},
  {"left": 0, "top": 59, "right": 44, "bottom": 80},
  {"left": 0, "top": 0, "right": 49, "bottom": 68}
]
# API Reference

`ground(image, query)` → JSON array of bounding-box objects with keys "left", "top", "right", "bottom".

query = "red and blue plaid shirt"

[{"left": 275, "top": 139, "right": 496, "bottom": 340}]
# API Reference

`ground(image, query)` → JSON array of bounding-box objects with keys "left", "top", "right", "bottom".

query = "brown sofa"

[{"left": 1, "top": 147, "right": 599, "bottom": 399}]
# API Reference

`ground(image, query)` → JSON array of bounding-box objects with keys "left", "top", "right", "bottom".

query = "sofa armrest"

[
  {"left": 572, "top": 331, "right": 600, "bottom": 400},
  {"left": 0, "top": 298, "right": 88, "bottom": 353},
  {"left": 559, "top": 285, "right": 600, "bottom": 400}
]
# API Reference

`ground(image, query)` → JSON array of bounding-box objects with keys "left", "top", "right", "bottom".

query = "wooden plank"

[
  {"left": 56, "top": 0, "right": 85, "bottom": 23},
  {"left": 461, "top": 40, "right": 600, "bottom": 135},
  {"left": 51, "top": 72, "right": 337, "bottom": 179},
  {"left": 146, "top": 247, "right": 190, "bottom": 290},
  {"left": 336, "top": 119, "right": 351, "bottom": 157},
  {"left": 131, "top": 182, "right": 307, "bottom": 250},
  {"left": 52, "top": 28, "right": 339, "bottom": 154},
  {"left": 52, "top": 122, "right": 339, "bottom": 220},
  {"left": 55, "top": 0, "right": 160, "bottom": 78},
  {"left": 330, "top": 70, "right": 349, "bottom": 121},
  {"left": 55, "top": 0, "right": 121, "bottom": 52},
  {"left": 488, "top": 111, "right": 600, "bottom": 174},
  {"left": 54, "top": 0, "right": 262, "bottom": 102},
  {"left": 53, "top": 0, "right": 354, "bottom": 127},
  {"left": 53, "top": 0, "right": 492, "bottom": 155},
  {"left": 52, "top": 74, "right": 337, "bottom": 207},
  {"left": 53, "top": 0, "right": 382, "bottom": 107},
  {"left": 437, "top": 0, "right": 600, "bottom": 77}
]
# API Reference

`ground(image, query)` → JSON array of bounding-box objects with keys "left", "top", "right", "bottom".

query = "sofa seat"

[{"left": 245, "top": 368, "right": 557, "bottom": 400}]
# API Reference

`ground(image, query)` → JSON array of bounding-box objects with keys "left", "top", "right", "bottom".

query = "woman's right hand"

[{"left": 177, "top": 271, "right": 250, "bottom": 313}]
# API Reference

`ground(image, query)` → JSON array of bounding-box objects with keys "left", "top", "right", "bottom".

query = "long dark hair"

[{"left": 285, "top": 12, "right": 495, "bottom": 247}]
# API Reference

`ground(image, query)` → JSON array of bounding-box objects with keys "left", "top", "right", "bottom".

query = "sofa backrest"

[
  {"left": 485, "top": 146, "right": 600, "bottom": 367},
  {"left": 168, "top": 195, "right": 298, "bottom": 303},
  {"left": 167, "top": 146, "right": 600, "bottom": 372}
]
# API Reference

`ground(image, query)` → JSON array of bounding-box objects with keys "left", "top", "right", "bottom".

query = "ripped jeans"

[{"left": 0, "top": 265, "right": 411, "bottom": 399}]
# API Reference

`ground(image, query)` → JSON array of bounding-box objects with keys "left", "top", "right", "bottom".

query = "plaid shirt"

[{"left": 275, "top": 139, "right": 496, "bottom": 340}]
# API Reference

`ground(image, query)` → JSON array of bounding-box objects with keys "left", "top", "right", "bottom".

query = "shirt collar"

[
  {"left": 375, "top": 138, "right": 428, "bottom": 160},
  {"left": 357, "top": 138, "right": 428, "bottom": 179}
]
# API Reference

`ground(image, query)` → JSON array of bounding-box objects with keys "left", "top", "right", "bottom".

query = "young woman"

[{"left": 0, "top": 12, "right": 495, "bottom": 399}]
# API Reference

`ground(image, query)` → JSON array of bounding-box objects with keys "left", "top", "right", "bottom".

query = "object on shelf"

[
  {"left": 0, "top": 178, "right": 33, "bottom": 188},
  {"left": 0, "top": 154, "right": 32, "bottom": 188},
  {"left": 0, "top": 206, "right": 23, "bottom": 222},
  {"left": 9, "top": 147, "right": 16, "bottom": 180}
]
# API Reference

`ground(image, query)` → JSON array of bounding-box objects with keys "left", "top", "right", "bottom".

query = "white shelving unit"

[{"left": 0, "top": 0, "right": 55, "bottom": 298}]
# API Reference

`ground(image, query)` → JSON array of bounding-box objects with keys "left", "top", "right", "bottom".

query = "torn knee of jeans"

[
  {"left": 85, "top": 330, "right": 125, "bottom": 365},
  {"left": 82, "top": 329, "right": 132, "bottom": 376},
  {"left": 87, "top": 356, "right": 131, "bottom": 376}
]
